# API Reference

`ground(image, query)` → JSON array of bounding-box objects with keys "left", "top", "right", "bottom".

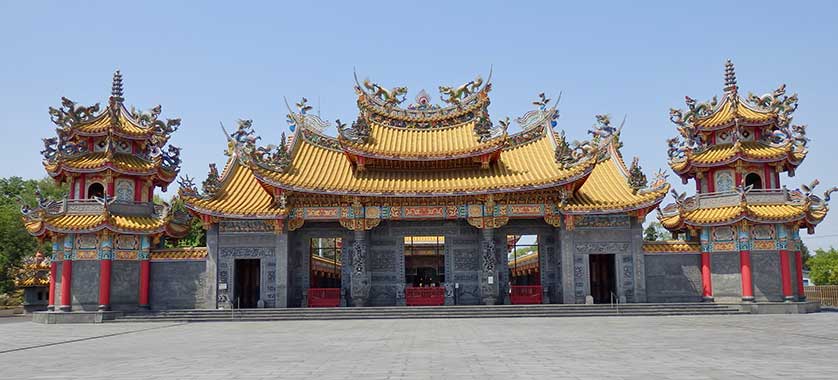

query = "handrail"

[{"left": 610, "top": 291, "right": 620, "bottom": 314}]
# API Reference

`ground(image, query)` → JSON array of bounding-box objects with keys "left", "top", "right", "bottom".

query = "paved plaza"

[{"left": 1, "top": 313, "right": 837, "bottom": 379}]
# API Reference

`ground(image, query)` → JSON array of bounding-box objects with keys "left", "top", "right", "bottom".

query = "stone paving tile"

[{"left": 0, "top": 314, "right": 836, "bottom": 379}]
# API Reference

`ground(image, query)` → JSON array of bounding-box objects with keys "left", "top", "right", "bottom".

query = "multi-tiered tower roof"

[
  {"left": 660, "top": 61, "right": 828, "bottom": 233},
  {"left": 23, "top": 70, "right": 189, "bottom": 239}
]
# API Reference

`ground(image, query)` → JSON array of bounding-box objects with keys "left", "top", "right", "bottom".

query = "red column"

[
  {"left": 740, "top": 250, "right": 754, "bottom": 302},
  {"left": 134, "top": 178, "right": 143, "bottom": 202},
  {"left": 139, "top": 260, "right": 150, "bottom": 309},
  {"left": 795, "top": 251, "right": 805, "bottom": 300},
  {"left": 779, "top": 250, "right": 793, "bottom": 301},
  {"left": 79, "top": 175, "right": 86, "bottom": 199},
  {"left": 48, "top": 261, "right": 57, "bottom": 311},
  {"left": 60, "top": 260, "right": 73, "bottom": 311},
  {"left": 107, "top": 179, "right": 115, "bottom": 198},
  {"left": 707, "top": 169, "right": 715, "bottom": 193},
  {"left": 701, "top": 252, "right": 713, "bottom": 301},
  {"left": 98, "top": 259, "right": 112, "bottom": 310}
]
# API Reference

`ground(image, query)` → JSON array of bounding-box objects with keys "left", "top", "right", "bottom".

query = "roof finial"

[
  {"left": 111, "top": 69, "right": 124, "bottom": 103},
  {"left": 723, "top": 59, "right": 737, "bottom": 94}
]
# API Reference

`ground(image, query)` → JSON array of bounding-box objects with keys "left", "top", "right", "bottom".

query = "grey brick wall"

[
  {"left": 150, "top": 261, "right": 208, "bottom": 309},
  {"left": 645, "top": 253, "right": 702, "bottom": 302}
]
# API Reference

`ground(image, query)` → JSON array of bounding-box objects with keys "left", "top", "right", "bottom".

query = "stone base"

[
  {"left": 31, "top": 311, "right": 123, "bottom": 324},
  {"left": 733, "top": 301, "right": 820, "bottom": 314}
]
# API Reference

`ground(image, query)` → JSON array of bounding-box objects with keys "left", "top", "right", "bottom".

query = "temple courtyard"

[{"left": 0, "top": 314, "right": 836, "bottom": 379}]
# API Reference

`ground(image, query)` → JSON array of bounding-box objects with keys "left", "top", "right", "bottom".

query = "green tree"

[
  {"left": 0, "top": 177, "right": 67, "bottom": 295},
  {"left": 163, "top": 195, "right": 206, "bottom": 248},
  {"left": 808, "top": 247, "right": 838, "bottom": 285},
  {"left": 800, "top": 242, "right": 811, "bottom": 270},
  {"left": 643, "top": 221, "right": 671, "bottom": 241}
]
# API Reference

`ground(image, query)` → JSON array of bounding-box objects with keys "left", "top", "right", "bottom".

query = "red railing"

[
  {"left": 510, "top": 285, "right": 543, "bottom": 305},
  {"left": 405, "top": 286, "right": 445, "bottom": 306},
  {"left": 308, "top": 288, "right": 340, "bottom": 307}
]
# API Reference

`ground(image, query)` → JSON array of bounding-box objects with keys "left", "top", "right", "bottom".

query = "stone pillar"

[
  {"left": 779, "top": 250, "right": 793, "bottom": 302},
  {"left": 98, "top": 233, "right": 113, "bottom": 311},
  {"left": 559, "top": 226, "right": 576, "bottom": 304},
  {"left": 630, "top": 217, "right": 646, "bottom": 303},
  {"left": 59, "top": 234, "right": 74, "bottom": 312},
  {"left": 138, "top": 236, "right": 151, "bottom": 310},
  {"left": 205, "top": 224, "right": 219, "bottom": 309},
  {"left": 479, "top": 228, "right": 498, "bottom": 305},
  {"left": 350, "top": 230, "right": 370, "bottom": 307},
  {"left": 275, "top": 231, "right": 289, "bottom": 308}
]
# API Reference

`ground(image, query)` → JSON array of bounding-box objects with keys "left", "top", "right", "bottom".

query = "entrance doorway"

[
  {"left": 507, "top": 235, "right": 542, "bottom": 304},
  {"left": 234, "top": 259, "right": 260, "bottom": 308},
  {"left": 588, "top": 254, "right": 615, "bottom": 304},
  {"left": 404, "top": 236, "right": 445, "bottom": 306}
]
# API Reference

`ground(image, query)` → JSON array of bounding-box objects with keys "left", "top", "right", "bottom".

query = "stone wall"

[
  {"left": 644, "top": 253, "right": 702, "bottom": 302},
  {"left": 70, "top": 261, "right": 99, "bottom": 311},
  {"left": 150, "top": 261, "right": 208, "bottom": 309},
  {"left": 710, "top": 252, "right": 741, "bottom": 302},
  {"left": 751, "top": 251, "right": 782, "bottom": 302},
  {"left": 111, "top": 261, "right": 139, "bottom": 310}
]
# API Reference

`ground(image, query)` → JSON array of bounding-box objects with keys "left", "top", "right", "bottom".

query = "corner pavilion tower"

[
  {"left": 22, "top": 71, "right": 190, "bottom": 312},
  {"left": 659, "top": 61, "right": 831, "bottom": 303}
]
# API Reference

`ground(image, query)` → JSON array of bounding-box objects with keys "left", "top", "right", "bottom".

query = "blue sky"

[{"left": 1, "top": 1, "right": 837, "bottom": 249}]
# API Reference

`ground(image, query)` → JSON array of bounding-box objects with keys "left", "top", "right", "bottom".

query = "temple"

[{"left": 22, "top": 63, "right": 831, "bottom": 315}]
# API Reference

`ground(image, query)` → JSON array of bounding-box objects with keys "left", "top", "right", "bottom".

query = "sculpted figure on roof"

[
  {"left": 439, "top": 75, "right": 483, "bottom": 107},
  {"left": 747, "top": 84, "right": 798, "bottom": 127},
  {"left": 48, "top": 97, "right": 100, "bottom": 129},
  {"left": 362, "top": 79, "right": 407, "bottom": 107}
]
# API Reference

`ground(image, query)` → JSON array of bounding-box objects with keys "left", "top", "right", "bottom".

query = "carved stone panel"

[
  {"left": 454, "top": 249, "right": 479, "bottom": 271},
  {"left": 574, "top": 255, "right": 585, "bottom": 298},
  {"left": 574, "top": 242, "right": 630, "bottom": 254}
]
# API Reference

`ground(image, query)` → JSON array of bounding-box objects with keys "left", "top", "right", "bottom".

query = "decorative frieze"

[{"left": 575, "top": 215, "right": 630, "bottom": 228}]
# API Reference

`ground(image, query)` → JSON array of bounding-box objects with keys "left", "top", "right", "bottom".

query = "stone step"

[{"left": 114, "top": 304, "right": 746, "bottom": 322}]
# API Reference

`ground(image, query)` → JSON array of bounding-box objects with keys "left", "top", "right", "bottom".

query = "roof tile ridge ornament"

[
  {"left": 110, "top": 69, "right": 124, "bottom": 105},
  {"left": 723, "top": 59, "right": 738, "bottom": 97}
]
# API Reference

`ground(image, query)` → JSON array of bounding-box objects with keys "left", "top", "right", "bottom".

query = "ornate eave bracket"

[
  {"left": 338, "top": 200, "right": 381, "bottom": 231},
  {"left": 466, "top": 196, "right": 509, "bottom": 229}
]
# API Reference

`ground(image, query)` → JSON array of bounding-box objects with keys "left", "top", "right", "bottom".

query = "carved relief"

[
  {"left": 574, "top": 242, "right": 630, "bottom": 254},
  {"left": 575, "top": 215, "right": 630, "bottom": 228},
  {"left": 219, "top": 220, "right": 274, "bottom": 233},
  {"left": 454, "top": 249, "right": 479, "bottom": 271},
  {"left": 369, "top": 250, "right": 396, "bottom": 272}
]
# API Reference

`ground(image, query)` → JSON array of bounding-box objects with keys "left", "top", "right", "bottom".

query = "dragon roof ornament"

[{"left": 353, "top": 68, "right": 493, "bottom": 127}]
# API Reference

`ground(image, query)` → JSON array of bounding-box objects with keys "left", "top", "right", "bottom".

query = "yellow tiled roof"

[
  {"left": 642, "top": 241, "right": 701, "bottom": 253},
  {"left": 565, "top": 150, "right": 669, "bottom": 213},
  {"left": 690, "top": 142, "right": 789, "bottom": 165},
  {"left": 255, "top": 131, "right": 593, "bottom": 196},
  {"left": 341, "top": 121, "right": 505, "bottom": 159},
  {"left": 70, "top": 106, "right": 154, "bottom": 137},
  {"left": 45, "top": 152, "right": 162, "bottom": 174},
  {"left": 24, "top": 213, "right": 167, "bottom": 235},
  {"left": 661, "top": 203, "right": 809, "bottom": 229},
  {"left": 181, "top": 158, "right": 285, "bottom": 218},
  {"left": 150, "top": 247, "right": 208, "bottom": 260},
  {"left": 693, "top": 97, "right": 774, "bottom": 129}
]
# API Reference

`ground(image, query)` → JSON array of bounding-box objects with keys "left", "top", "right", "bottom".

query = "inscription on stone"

[
  {"left": 454, "top": 272, "right": 478, "bottom": 282},
  {"left": 220, "top": 247, "right": 274, "bottom": 258},
  {"left": 219, "top": 220, "right": 274, "bottom": 233}
]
